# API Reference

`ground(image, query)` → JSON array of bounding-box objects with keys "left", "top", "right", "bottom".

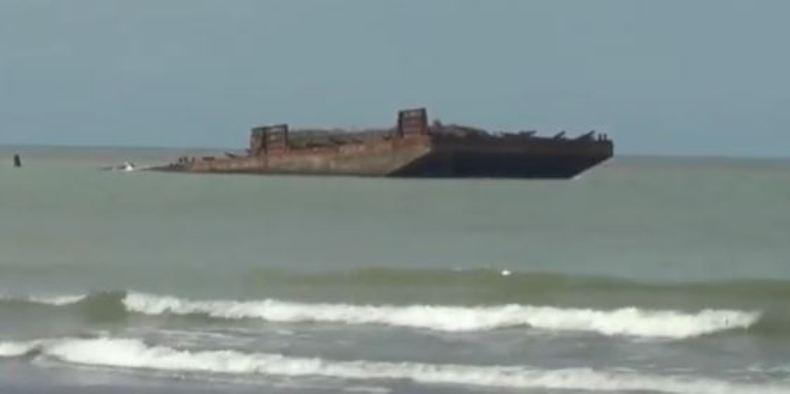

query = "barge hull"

[{"left": 155, "top": 108, "right": 614, "bottom": 179}]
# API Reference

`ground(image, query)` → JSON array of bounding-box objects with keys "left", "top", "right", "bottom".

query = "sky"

[{"left": 1, "top": 0, "right": 789, "bottom": 157}]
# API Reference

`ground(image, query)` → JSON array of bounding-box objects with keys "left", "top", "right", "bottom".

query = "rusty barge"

[{"left": 155, "top": 108, "right": 613, "bottom": 178}]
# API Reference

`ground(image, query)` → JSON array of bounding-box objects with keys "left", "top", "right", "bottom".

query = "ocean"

[{"left": 1, "top": 146, "right": 789, "bottom": 393}]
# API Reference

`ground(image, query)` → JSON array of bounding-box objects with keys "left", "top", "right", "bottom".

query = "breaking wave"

[
  {"left": 0, "top": 289, "right": 765, "bottom": 339},
  {"left": 123, "top": 292, "right": 758, "bottom": 339},
  {"left": 0, "top": 293, "right": 86, "bottom": 306},
  {"left": 0, "top": 340, "right": 39, "bottom": 357},
  {"left": 27, "top": 294, "right": 87, "bottom": 306},
  {"left": 2, "top": 337, "right": 789, "bottom": 394}
]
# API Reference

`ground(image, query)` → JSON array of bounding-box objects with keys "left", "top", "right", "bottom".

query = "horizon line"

[{"left": 1, "top": 142, "right": 789, "bottom": 162}]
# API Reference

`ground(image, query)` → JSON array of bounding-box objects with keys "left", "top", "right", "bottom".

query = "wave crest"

[
  {"left": 0, "top": 293, "right": 86, "bottom": 306},
  {"left": 123, "top": 292, "right": 759, "bottom": 338},
  {"left": 6, "top": 337, "right": 781, "bottom": 393}
]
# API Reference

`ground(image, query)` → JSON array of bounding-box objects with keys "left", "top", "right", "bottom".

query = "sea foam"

[
  {"left": 11, "top": 337, "right": 784, "bottom": 394},
  {"left": 123, "top": 292, "right": 759, "bottom": 339}
]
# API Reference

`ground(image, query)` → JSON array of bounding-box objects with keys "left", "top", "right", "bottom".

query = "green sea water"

[{"left": 1, "top": 147, "right": 790, "bottom": 393}]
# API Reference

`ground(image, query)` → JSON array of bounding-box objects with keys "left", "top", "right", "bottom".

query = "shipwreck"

[{"left": 155, "top": 108, "right": 613, "bottom": 178}]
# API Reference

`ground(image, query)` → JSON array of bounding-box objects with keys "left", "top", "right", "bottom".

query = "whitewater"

[
  {"left": 2, "top": 337, "right": 789, "bottom": 394},
  {"left": 0, "top": 293, "right": 86, "bottom": 306},
  {"left": 122, "top": 292, "right": 759, "bottom": 338}
]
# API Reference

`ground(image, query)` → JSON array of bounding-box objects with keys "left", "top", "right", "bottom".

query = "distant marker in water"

[
  {"left": 13, "top": 154, "right": 21, "bottom": 168},
  {"left": 500, "top": 269, "right": 511, "bottom": 277}
]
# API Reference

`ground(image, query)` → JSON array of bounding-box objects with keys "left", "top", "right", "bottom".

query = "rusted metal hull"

[
  {"left": 155, "top": 135, "right": 613, "bottom": 179},
  {"left": 153, "top": 108, "right": 613, "bottom": 179}
]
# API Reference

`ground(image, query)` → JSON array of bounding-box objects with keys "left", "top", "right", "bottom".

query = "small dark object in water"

[{"left": 13, "top": 154, "right": 21, "bottom": 168}]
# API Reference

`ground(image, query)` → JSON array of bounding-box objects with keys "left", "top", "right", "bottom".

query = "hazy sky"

[{"left": 1, "top": 0, "right": 789, "bottom": 156}]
